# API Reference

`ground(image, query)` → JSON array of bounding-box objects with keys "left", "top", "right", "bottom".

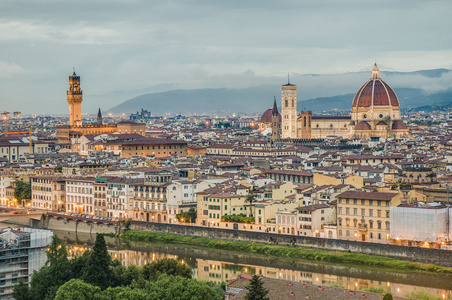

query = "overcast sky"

[{"left": 1, "top": 0, "right": 451, "bottom": 114}]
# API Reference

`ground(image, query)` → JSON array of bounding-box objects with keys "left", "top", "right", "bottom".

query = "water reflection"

[{"left": 57, "top": 231, "right": 452, "bottom": 299}]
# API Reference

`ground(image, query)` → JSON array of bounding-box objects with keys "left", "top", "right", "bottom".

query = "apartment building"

[
  {"left": 31, "top": 176, "right": 66, "bottom": 211},
  {"left": 336, "top": 191, "right": 401, "bottom": 243},
  {"left": 197, "top": 193, "right": 246, "bottom": 227},
  {"left": 167, "top": 180, "right": 213, "bottom": 224},
  {"left": 65, "top": 177, "right": 95, "bottom": 215}
]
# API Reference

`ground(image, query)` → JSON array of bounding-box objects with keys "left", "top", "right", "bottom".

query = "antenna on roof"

[{"left": 288, "top": 73, "right": 290, "bottom": 84}]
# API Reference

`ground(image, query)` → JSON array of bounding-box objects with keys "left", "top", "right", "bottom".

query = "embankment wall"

[{"left": 130, "top": 220, "right": 452, "bottom": 267}]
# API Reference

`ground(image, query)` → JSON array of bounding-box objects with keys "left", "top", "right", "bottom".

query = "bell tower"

[
  {"left": 67, "top": 68, "right": 83, "bottom": 126},
  {"left": 281, "top": 75, "right": 297, "bottom": 139},
  {"left": 271, "top": 97, "right": 280, "bottom": 142}
]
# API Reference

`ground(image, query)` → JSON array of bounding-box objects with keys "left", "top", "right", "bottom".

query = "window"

[
  {"left": 377, "top": 210, "right": 381, "bottom": 217},
  {"left": 386, "top": 222, "right": 390, "bottom": 230},
  {"left": 353, "top": 208, "right": 357, "bottom": 216},
  {"left": 361, "top": 209, "right": 365, "bottom": 217},
  {"left": 369, "top": 200, "right": 373, "bottom": 206},
  {"left": 346, "top": 208, "right": 350, "bottom": 215},
  {"left": 338, "top": 208, "right": 342, "bottom": 215},
  {"left": 386, "top": 210, "right": 389, "bottom": 218},
  {"left": 378, "top": 201, "right": 381, "bottom": 206},
  {"left": 369, "top": 209, "right": 373, "bottom": 217},
  {"left": 378, "top": 222, "right": 382, "bottom": 229},
  {"left": 353, "top": 199, "right": 357, "bottom": 205},
  {"left": 346, "top": 199, "right": 349, "bottom": 204}
]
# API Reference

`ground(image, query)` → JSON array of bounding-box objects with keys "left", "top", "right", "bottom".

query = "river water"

[{"left": 53, "top": 230, "right": 452, "bottom": 299}]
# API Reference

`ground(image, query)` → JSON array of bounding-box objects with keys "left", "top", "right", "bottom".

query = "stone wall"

[
  {"left": 130, "top": 221, "right": 452, "bottom": 267},
  {"left": 32, "top": 214, "right": 118, "bottom": 235}
]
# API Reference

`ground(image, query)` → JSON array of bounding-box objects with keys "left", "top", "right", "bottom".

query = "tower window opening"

[{"left": 285, "top": 100, "right": 288, "bottom": 107}]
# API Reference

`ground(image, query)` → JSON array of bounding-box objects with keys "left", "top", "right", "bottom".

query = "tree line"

[{"left": 14, "top": 234, "right": 225, "bottom": 300}]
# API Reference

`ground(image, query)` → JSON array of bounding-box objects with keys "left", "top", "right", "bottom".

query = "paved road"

[{"left": 0, "top": 212, "right": 43, "bottom": 223}]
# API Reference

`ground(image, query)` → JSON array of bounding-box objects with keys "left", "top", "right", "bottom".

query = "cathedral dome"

[
  {"left": 260, "top": 99, "right": 281, "bottom": 123},
  {"left": 259, "top": 109, "right": 273, "bottom": 123},
  {"left": 352, "top": 63, "right": 399, "bottom": 108},
  {"left": 392, "top": 120, "right": 408, "bottom": 130},
  {"left": 355, "top": 121, "right": 371, "bottom": 130}
]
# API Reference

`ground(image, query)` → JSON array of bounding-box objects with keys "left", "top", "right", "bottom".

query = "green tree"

[
  {"left": 46, "top": 235, "right": 68, "bottom": 266},
  {"left": 145, "top": 275, "right": 215, "bottom": 300},
  {"left": 245, "top": 194, "right": 255, "bottom": 217},
  {"left": 82, "top": 234, "right": 112, "bottom": 289},
  {"left": 30, "top": 235, "right": 73, "bottom": 300},
  {"left": 245, "top": 275, "right": 269, "bottom": 300},
  {"left": 54, "top": 166, "right": 63, "bottom": 173},
  {"left": 176, "top": 208, "right": 197, "bottom": 223},
  {"left": 141, "top": 258, "right": 192, "bottom": 281},
  {"left": 12, "top": 279, "right": 31, "bottom": 300},
  {"left": 383, "top": 293, "right": 393, "bottom": 300},
  {"left": 14, "top": 180, "right": 31, "bottom": 205},
  {"left": 54, "top": 279, "right": 101, "bottom": 300}
]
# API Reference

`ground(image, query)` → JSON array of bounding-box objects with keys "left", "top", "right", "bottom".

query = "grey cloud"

[{"left": 0, "top": 0, "right": 451, "bottom": 113}]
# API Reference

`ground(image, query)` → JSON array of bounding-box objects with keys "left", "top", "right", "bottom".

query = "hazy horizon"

[{"left": 1, "top": 0, "right": 451, "bottom": 114}]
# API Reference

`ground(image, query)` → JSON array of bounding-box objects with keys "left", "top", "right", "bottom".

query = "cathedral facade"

[{"left": 259, "top": 62, "right": 409, "bottom": 140}]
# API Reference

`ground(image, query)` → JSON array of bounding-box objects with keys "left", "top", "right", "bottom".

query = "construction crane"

[
  {"left": 6, "top": 124, "right": 36, "bottom": 155},
  {"left": 1, "top": 111, "right": 21, "bottom": 136}
]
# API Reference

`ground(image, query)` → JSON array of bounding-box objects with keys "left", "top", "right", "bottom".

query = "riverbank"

[{"left": 117, "top": 230, "right": 452, "bottom": 274}]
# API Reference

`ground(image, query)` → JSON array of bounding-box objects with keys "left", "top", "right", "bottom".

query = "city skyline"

[{"left": 1, "top": 0, "right": 451, "bottom": 114}]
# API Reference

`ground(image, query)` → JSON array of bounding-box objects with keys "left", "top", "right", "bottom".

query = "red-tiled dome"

[
  {"left": 259, "top": 109, "right": 281, "bottom": 123},
  {"left": 352, "top": 63, "right": 399, "bottom": 108},
  {"left": 355, "top": 121, "right": 371, "bottom": 130},
  {"left": 392, "top": 120, "right": 408, "bottom": 130}
]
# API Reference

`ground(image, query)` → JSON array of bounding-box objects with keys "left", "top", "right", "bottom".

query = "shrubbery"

[{"left": 221, "top": 213, "right": 255, "bottom": 223}]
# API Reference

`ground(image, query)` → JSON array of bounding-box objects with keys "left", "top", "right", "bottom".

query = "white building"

[
  {"left": 390, "top": 203, "right": 450, "bottom": 244},
  {"left": 65, "top": 177, "right": 94, "bottom": 215},
  {"left": 167, "top": 179, "right": 213, "bottom": 224}
]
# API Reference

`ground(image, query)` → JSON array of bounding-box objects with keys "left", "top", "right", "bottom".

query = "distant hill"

[
  {"left": 109, "top": 87, "right": 452, "bottom": 115},
  {"left": 107, "top": 68, "right": 452, "bottom": 115},
  {"left": 301, "top": 88, "right": 452, "bottom": 113}
]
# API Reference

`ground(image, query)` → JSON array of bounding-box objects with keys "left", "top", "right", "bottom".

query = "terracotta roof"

[
  {"left": 337, "top": 190, "right": 399, "bottom": 201},
  {"left": 355, "top": 121, "right": 371, "bottom": 131},
  {"left": 392, "top": 120, "right": 408, "bottom": 130},
  {"left": 352, "top": 69, "right": 399, "bottom": 108}
]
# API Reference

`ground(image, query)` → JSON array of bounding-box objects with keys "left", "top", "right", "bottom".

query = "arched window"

[
  {"left": 304, "top": 117, "right": 306, "bottom": 126},
  {"left": 285, "top": 100, "right": 288, "bottom": 107}
]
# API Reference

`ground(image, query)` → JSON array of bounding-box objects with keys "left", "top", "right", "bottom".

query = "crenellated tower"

[
  {"left": 67, "top": 68, "right": 83, "bottom": 126},
  {"left": 281, "top": 76, "right": 297, "bottom": 139}
]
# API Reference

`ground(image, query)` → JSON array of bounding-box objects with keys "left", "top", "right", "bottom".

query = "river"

[{"left": 53, "top": 230, "right": 452, "bottom": 299}]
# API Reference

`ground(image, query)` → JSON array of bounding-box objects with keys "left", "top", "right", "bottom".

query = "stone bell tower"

[
  {"left": 281, "top": 75, "right": 297, "bottom": 139},
  {"left": 67, "top": 68, "right": 83, "bottom": 126},
  {"left": 271, "top": 97, "right": 280, "bottom": 142}
]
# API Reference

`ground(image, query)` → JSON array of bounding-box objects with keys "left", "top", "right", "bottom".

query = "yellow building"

[
  {"left": 197, "top": 193, "right": 246, "bottom": 227},
  {"left": 336, "top": 191, "right": 401, "bottom": 243}
]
